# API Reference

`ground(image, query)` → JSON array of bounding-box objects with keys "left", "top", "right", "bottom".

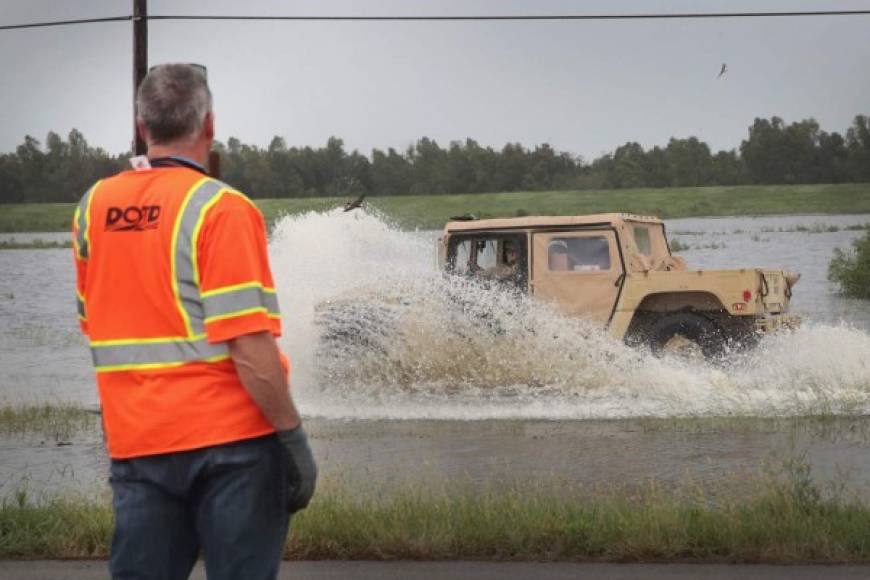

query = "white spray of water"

[{"left": 269, "top": 209, "right": 870, "bottom": 420}]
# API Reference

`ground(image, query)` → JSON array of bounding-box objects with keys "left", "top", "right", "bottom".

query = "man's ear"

[
  {"left": 203, "top": 112, "right": 215, "bottom": 141},
  {"left": 135, "top": 118, "right": 149, "bottom": 148}
]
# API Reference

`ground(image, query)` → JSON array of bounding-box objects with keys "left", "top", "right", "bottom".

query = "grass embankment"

[
  {"left": 2, "top": 466, "right": 868, "bottom": 562},
  {"left": 365, "top": 183, "right": 870, "bottom": 230},
  {"left": 2, "top": 407, "right": 868, "bottom": 561},
  {"left": 3, "top": 183, "right": 870, "bottom": 233},
  {"left": 0, "top": 404, "right": 870, "bottom": 563},
  {"left": 0, "top": 203, "right": 78, "bottom": 233}
]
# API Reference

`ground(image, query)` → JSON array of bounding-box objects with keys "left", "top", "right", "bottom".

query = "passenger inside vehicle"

[
  {"left": 548, "top": 237, "right": 611, "bottom": 272},
  {"left": 548, "top": 241, "right": 570, "bottom": 271},
  {"left": 569, "top": 237, "right": 611, "bottom": 271}
]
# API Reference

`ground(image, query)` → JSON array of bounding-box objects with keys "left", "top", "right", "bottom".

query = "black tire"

[{"left": 647, "top": 312, "right": 725, "bottom": 360}]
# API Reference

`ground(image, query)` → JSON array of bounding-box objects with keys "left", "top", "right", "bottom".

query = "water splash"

[{"left": 269, "top": 209, "right": 870, "bottom": 421}]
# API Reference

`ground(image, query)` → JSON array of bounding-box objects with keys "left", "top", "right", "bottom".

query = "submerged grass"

[
  {"left": 636, "top": 415, "right": 870, "bottom": 443},
  {"left": 0, "top": 403, "right": 98, "bottom": 441},
  {"left": 2, "top": 464, "right": 869, "bottom": 562},
  {"left": 668, "top": 238, "right": 690, "bottom": 252},
  {"left": 0, "top": 238, "right": 71, "bottom": 250},
  {"left": 4, "top": 183, "right": 870, "bottom": 232}
]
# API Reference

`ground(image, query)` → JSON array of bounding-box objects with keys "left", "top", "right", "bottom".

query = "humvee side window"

[
  {"left": 633, "top": 227, "right": 652, "bottom": 256},
  {"left": 548, "top": 237, "right": 611, "bottom": 272}
]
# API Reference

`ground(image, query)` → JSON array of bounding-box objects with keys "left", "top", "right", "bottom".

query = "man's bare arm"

[{"left": 228, "top": 331, "right": 300, "bottom": 431}]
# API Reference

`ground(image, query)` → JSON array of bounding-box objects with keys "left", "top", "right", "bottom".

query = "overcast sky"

[{"left": 1, "top": 0, "right": 869, "bottom": 160}]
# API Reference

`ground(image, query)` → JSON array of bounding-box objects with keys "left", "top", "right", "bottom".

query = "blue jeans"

[{"left": 109, "top": 434, "right": 290, "bottom": 580}]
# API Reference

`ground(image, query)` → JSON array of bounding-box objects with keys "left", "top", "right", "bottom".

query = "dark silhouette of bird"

[
  {"left": 343, "top": 193, "right": 366, "bottom": 212},
  {"left": 718, "top": 63, "right": 728, "bottom": 78}
]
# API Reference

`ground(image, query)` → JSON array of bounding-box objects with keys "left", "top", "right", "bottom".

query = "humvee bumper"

[{"left": 755, "top": 313, "right": 801, "bottom": 333}]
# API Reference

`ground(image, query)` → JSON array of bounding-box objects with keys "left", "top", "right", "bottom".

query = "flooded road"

[
  {"left": 2, "top": 211, "right": 870, "bottom": 497},
  {"left": 4, "top": 416, "right": 870, "bottom": 500}
]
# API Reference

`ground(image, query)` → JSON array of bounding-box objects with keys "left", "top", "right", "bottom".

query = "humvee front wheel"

[{"left": 648, "top": 312, "right": 725, "bottom": 361}]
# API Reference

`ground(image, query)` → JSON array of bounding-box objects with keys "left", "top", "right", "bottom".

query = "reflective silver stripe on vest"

[
  {"left": 91, "top": 337, "right": 229, "bottom": 370},
  {"left": 75, "top": 183, "right": 98, "bottom": 259},
  {"left": 174, "top": 179, "right": 224, "bottom": 335},
  {"left": 90, "top": 178, "right": 234, "bottom": 372},
  {"left": 203, "top": 286, "right": 280, "bottom": 322},
  {"left": 265, "top": 292, "right": 280, "bottom": 316},
  {"left": 76, "top": 295, "right": 86, "bottom": 319}
]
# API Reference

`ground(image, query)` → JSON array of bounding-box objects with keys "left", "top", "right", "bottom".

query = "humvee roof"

[{"left": 444, "top": 213, "right": 663, "bottom": 232}]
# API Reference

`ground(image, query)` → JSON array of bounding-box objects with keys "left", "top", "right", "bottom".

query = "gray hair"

[{"left": 136, "top": 64, "right": 212, "bottom": 145}]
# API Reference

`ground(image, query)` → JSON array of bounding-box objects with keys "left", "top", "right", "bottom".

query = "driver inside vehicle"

[{"left": 484, "top": 240, "right": 520, "bottom": 280}]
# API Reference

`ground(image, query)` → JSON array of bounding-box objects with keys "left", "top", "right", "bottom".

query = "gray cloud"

[{"left": 1, "top": 0, "right": 869, "bottom": 159}]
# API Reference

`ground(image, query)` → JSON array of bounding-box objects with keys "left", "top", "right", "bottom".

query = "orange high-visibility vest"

[{"left": 73, "top": 164, "right": 286, "bottom": 459}]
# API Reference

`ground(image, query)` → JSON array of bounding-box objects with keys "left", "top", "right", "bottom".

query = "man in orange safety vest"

[{"left": 73, "top": 63, "right": 316, "bottom": 580}]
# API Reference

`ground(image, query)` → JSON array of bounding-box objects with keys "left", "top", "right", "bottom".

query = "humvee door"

[{"left": 531, "top": 230, "right": 624, "bottom": 323}]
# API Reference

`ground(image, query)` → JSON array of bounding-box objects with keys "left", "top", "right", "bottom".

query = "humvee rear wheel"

[{"left": 648, "top": 312, "right": 724, "bottom": 361}]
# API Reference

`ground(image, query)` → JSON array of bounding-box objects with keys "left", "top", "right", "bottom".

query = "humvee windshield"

[{"left": 453, "top": 238, "right": 497, "bottom": 274}]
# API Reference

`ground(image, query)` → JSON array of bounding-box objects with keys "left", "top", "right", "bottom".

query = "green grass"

[
  {"left": 4, "top": 183, "right": 870, "bottom": 233},
  {"left": 0, "top": 489, "right": 113, "bottom": 559},
  {"left": 829, "top": 230, "right": 870, "bottom": 299},
  {"left": 2, "top": 462, "right": 869, "bottom": 562},
  {"left": 0, "top": 403, "right": 98, "bottom": 441},
  {"left": 362, "top": 183, "right": 870, "bottom": 230},
  {"left": 0, "top": 203, "right": 80, "bottom": 233}
]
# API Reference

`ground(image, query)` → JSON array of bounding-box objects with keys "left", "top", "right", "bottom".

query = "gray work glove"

[{"left": 276, "top": 426, "right": 317, "bottom": 513}]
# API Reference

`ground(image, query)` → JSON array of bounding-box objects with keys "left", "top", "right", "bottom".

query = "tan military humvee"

[{"left": 439, "top": 213, "right": 800, "bottom": 357}]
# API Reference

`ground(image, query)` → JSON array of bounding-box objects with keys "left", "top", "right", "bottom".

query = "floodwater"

[{"left": 2, "top": 211, "right": 870, "bottom": 498}]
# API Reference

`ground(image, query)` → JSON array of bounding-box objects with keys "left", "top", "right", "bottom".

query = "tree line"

[{"left": 1, "top": 114, "right": 868, "bottom": 204}]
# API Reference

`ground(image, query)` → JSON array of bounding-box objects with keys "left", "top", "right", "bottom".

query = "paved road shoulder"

[{"left": 3, "top": 561, "right": 870, "bottom": 580}]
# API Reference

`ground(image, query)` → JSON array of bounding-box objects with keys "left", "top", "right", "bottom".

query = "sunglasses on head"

[{"left": 149, "top": 63, "right": 208, "bottom": 79}]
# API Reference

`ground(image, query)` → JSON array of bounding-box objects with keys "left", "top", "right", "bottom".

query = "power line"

[
  {"left": 0, "top": 16, "right": 132, "bottom": 31},
  {"left": 2, "top": 9, "right": 870, "bottom": 31},
  {"left": 148, "top": 10, "right": 870, "bottom": 22}
]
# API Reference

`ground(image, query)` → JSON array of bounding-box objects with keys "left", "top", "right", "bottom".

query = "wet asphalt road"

[{"left": 2, "top": 561, "right": 869, "bottom": 580}]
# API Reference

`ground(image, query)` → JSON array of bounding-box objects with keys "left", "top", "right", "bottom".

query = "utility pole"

[{"left": 133, "top": 0, "right": 147, "bottom": 155}]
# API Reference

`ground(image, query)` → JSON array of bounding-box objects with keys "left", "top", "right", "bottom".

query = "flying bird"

[
  {"left": 343, "top": 193, "right": 366, "bottom": 212},
  {"left": 718, "top": 63, "right": 728, "bottom": 78}
]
